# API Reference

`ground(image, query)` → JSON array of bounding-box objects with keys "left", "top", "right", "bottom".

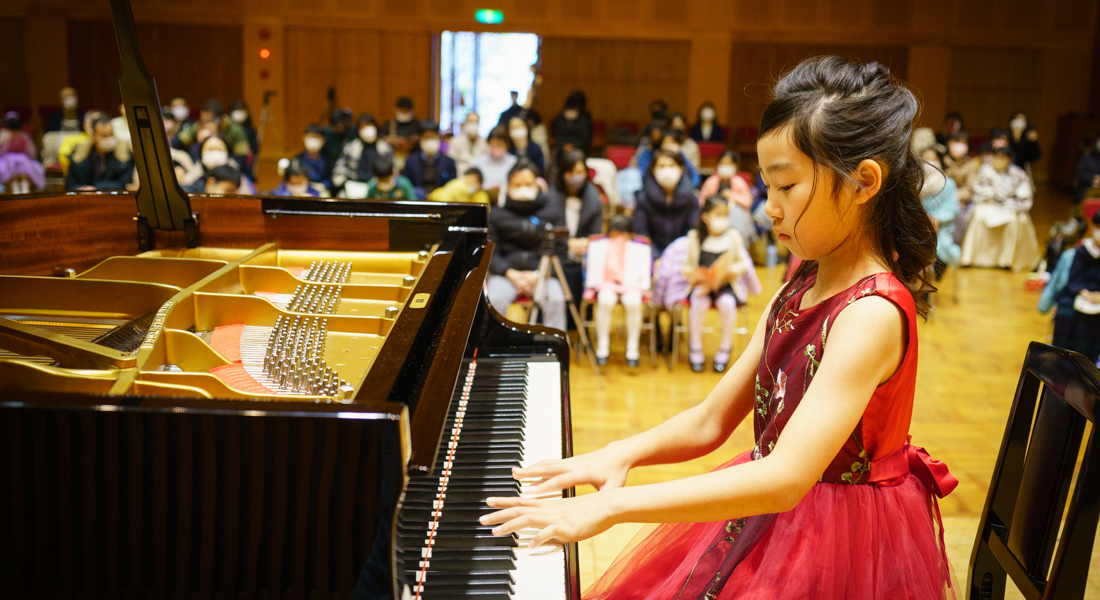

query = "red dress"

[{"left": 585, "top": 269, "right": 959, "bottom": 600}]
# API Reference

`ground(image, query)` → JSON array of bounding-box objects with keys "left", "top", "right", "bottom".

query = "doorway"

[{"left": 439, "top": 31, "right": 540, "bottom": 136}]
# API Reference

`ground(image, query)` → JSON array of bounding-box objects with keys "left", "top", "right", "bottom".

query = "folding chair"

[
  {"left": 968, "top": 342, "right": 1100, "bottom": 599},
  {"left": 665, "top": 298, "right": 749, "bottom": 370},
  {"left": 578, "top": 289, "right": 657, "bottom": 367}
]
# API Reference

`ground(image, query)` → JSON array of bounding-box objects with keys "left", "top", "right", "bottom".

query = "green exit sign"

[{"left": 475, "top": 9, "right": 504, "bottom": 24}]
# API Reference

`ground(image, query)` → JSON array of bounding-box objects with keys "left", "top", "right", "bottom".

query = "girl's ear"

[{"left": 852, "top": 159, "right": 884, "bottom": 204}]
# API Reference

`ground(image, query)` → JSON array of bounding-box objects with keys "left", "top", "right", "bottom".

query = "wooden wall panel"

[
  {"left": 726, "top": 44, "right": 909, "bottom": 132},
  {"left": 67, "top": 20, "right": 242, "bottom": 116},
  {"left": 946, "top": 47, "right": 1043, "bottom": 138},
  {"left": 537, "top": 37, "right": 690, "bottom": 128},
  {"left": 284, "top": 27, "right": 431, "bottom": 146},
  {"left": 0, "top": 18, "right": 30, "bottom": 114}
]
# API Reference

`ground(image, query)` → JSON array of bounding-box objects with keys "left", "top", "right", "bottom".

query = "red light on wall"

[{"left": 259, "top": 48, "right": 271, "bottom": 59}]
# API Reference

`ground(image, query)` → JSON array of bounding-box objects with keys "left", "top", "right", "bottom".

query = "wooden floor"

[{"left": 556, "top": 186, "right": 1100, "bottom": 595}]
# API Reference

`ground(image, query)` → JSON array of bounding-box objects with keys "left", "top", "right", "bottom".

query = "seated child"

[
  {"left": 366, "top": 154, "right": 417, "bottom": 200},
  {"left": 961, "top": 146, "right": 1041, "bottom": 272},
  {"left": 428, "top": 167, "right": 491, "bottom": 208},
  {"left": 1054, "top": 211, "right": 1100, "bottom": 364},
  {"left": 919, "top": 147, "right": 961, "bottom": 279},
  {"left": 699, "top": 150, "right": 756, "bottom": 244},
  {"left": 202, "top": 165, "right": 241, "bottom": 195},
  {"left": 271, "top": 161, "right": 320, "bottom": 197},
  {"left": 585, "top": 216, "right": 653, "bottom": 368},
  {"left": 293, "top": 124, "right": 332, "bottom": 193}
]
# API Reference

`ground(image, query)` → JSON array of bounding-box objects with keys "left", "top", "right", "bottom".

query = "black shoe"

[
  {"left": 626, "top": 358, "right": 639, "bottom": 369},
  {"left": 690, "top": 362, "right": 705, "bottom": 372},
  {"left": 596, "top": 355, "right": 609, "bottom": 367},
  {"left": 713, "top": 361, "right": 727, "bottom": 373}
]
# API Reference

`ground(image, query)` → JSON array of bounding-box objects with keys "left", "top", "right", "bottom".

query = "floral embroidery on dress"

[
  {"left": 772, "top": 370, "right": 787, "bottom": 415},
  {"left": 754, "top": 375, "right": 770, "bottom": 418},
  {"left": 841, "top": 442, "right": 871, "bottom": 484}
]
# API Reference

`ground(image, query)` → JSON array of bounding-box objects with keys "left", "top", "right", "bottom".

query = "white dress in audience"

[
  {"left": 446, "top": 133, "right": 488, "bottom": 176},
  {"left": 960, "top": 162, "right": 1041, "bottom": 272},
  {"left": 586, "top": 235, "right": 652, "bottom": 362}
]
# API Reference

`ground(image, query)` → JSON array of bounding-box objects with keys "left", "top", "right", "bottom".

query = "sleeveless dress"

[{"left": 585, "top": 269, "right": 959, "bottom": 600}]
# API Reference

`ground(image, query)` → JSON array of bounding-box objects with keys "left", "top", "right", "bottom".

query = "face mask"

[
  {"left": 421, "top": 138, "right": 441, "bottom": 155},
  {"left": 172, "top": 106, "right": 190, "bottom": 121},
  {"left": 565, "top": 173, "right": 586, "bottom": 191},
  {"left": 467, "top": 183, "right": 480, "bottom": 194},
  {"left": 717, "top": 164, "right": 736, "bottom": 179},
  {"left": 304, "top": 137, "right": 323, "bottom": 152},
  {"left": 202, "top": 150, "right": 228, "bottom": 170},
  {"left": 510, "top": 128, "right": 528, "bottom": 142},
  {"left": 96, "top": 136, "right": 117, "bottom": 153},
  {"left": 63, "top": 96, "right": 78, "bottom": 110},
  {"left": 286, "top": 183, "right": 309, "bottom": 196},
  {"left": 360, "top": 125, "right": 377, "bottom": 142},
  {"left": 508, "top": 185, "right": 539, "bottom": 201},
  {"left": 464, "top": 122, "right": 480, "bottom": 137},
  {"left": 1010, "top": 118, "right": 1026, "bottom": 131},
  {"left": 700, "top": 108, "right": 716, "bottom": 122},
  {"left": 948, "top": 142, "right": 968, "bottom": 159},
  {"left": 395, "top": 111, "right": 413, "bottom": 123},
  {"left": 231, "top": 110, "right": 248, "bottom": 123},
  {"left": 563, "top": 109, "right": 579, "bottom": 120},
  {"left": 707, "top": 216, "right": 730, "bottom": 235},
  {"left": 655, "top": 166, "right": 682, "bottom": 189}
]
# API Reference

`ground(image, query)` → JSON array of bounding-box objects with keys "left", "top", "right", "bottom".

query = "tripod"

[{"left": 528, "top": 225, "right": 602, "bottom": 383}]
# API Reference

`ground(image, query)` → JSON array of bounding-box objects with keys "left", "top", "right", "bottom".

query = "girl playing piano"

[{"left": 483, "top": 56, "right": 959, "bottom": 599}]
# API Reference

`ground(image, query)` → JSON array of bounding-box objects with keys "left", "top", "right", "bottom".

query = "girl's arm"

[
  {"left": 485, "top": 294, "right": 906, "bottom": 546},
  {"left": 513, "top": 293, "right": 777, "bottom": 494}
]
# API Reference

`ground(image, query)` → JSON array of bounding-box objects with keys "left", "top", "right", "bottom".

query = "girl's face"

[
  {"left": 489, "top": 139, "right": 509, "bottom": 159},
  {"left": 758, "top": 126, "right": 873, "bottom": 261},
  {"left": 701, "top": 203, "right": 730, "bottom": 233}
]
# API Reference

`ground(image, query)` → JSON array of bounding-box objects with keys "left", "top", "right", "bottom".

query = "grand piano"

[{"left": 0, "top": 1, "right": 580, "bottom": 598}]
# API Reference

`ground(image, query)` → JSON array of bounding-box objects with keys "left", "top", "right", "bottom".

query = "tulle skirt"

[{"left": 584, "top": 452, "right": 957, "bottom": 600}]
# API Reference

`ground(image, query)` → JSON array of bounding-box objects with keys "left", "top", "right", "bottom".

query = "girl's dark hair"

[
  {"left": 284, "top": 160, "right": 306, "bottom": 180},
  {"left": 555, "top": 149, "right": 588, "bottom": 191},
  {"left": 507, "top": 157, "right": 540, "bottom": 182},
  {"left": 609, "top": 214, "right": 633, "bottom": 234},
  {"left": 697, "top": 195, "right": 729, "bottom": 239},
  {"left": 720, "top": 150, "right": 741, "bottom": 165},
  {"left": 357, "top": 113, "right": 377, "bottom": 126},
  {"left": 758, "top": 55, "right": 937, "bottom": 318},
  {"left": 1093, "top": 210, "right": 1100, "bottom": 226},
  {"left": 947, "top": 131, "right": 969, "bottom": 144},
  {"left": 487, "top": 126, "right": 510, "bottom": 144},
  {"left": 199, "top": 134, "right": 229, "bottom": 155},
  {"left": 647, "top": 148, "right": 685, "bottom": 178}
]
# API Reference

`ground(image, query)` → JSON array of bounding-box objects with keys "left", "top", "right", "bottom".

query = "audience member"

[
  {"left": 525, "top": 109, "right": 551, "bottom": 163},
  {"left": 332, "top": 113, "right": 391, "bottom": 198},
  {"left": 428, "top": 167, "right": 490, "bottom": 208},
  {"left": 961, "top": 146, "right": 1041, "bottom": 272},
  {"left": 668, "top": 113, "right": 701, "bottom": 169},
  {"left": 689, "top": 101, "right": 725, "bottom": 143},
  {"left": 271, "top": 160, "right": 320, "bottom": 197},
  {"left": 323, "top": 108, "right": 355, "bottom": 167},
  {"left": 586, "top": 215, "right": 652, "bottom": 367},
  {"left": 46, "top": 86, "right": 84, "bottom": 133},
  {"left": 111, "top": 103, "right": 131, "bottom": 148},
  {"left": 486, "top": 159, "right": 568, "bottom": 331},
  {"left": 919, "top": 148, "right": 961, "bottom": 278},
  {"left": 162, "top": 108, "right": 196, "bottom": 183},
  {"left": 1052, "top": 211, "right": 1100, "bottom": 363},
  {"left": 1008, "top": 111, "right": 1041, "bottom": 173},
  {"left": 294, "top": 124, "right": 332, "bottom": 192},
  {"left": 177, "top": 99, "right": 251, "bottom": 157},
  {"left": 0, "top": 112, "right": 45, "bottom": 193},
  {"left": 548, "top": 149, "right": 604, "bottom": 312},
  {"left": 447, "top": 112, "right": 488, "bottom": 175},
  {"left": 497, "top": 91, "right": 524, "bottom": 128},
  {"left": 637, "top": 130, "right": 701, "bottom": 188},
  {"left": 1075, "top": 136, "right": 1100, "bottom": 202},
  {"left": 633, "top": 149, "right": 699, "bottom": 259},
  {"left": 550, "top": 91, "right": 592, "bottom": 156},
  {"left": 65, "top": 116, "right": 134, "bottom": 191},
  {"left": 366, "top": 154, "right": 417, "bottom": 200},
  {"left": 169, "top": 96, "right": 193, "bottom": 130},
  {"left": 57, "top": 111, "right": 102, "bottom": 175},
  {"left": 505, "top": 116, "right": 545, "bottom": 176},
  {"left": 470, "top": 126, "right": 519, "bottom": 199},
  {"left": 183, "top": 135, "right": 256, "bottom": 194},
  {"left": 936, "top": 111, "right": 964, "bottom": 146},
  {"left": 383, "top": 96, "right": 423, "bottom": 154},
  {"left": 229, "top": 99, "right": 260, "bottom": 155},
  {"left": 943, "top": 132, "right": 981, "bottom": 246},
  {"left": 640, "top": 99, "right": 668, "bottom": 141},
  {"left": 698, "top": 150, "right": 755, "bottom": 243},
  {"left": 403, "top": 120, "right": 457, "bottom": 197},
  {"left": 988, "top": 128, "right": 1011, "bottom": 153},
  {"left": 616, "top": 153, "right": 643, "bottom": 214},
  {"left": 200, "top": 164, "right": 242, "bottom": 195}
]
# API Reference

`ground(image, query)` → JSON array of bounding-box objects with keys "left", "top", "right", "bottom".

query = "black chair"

[{"left": 969, "top": 342, "right": 1100, "bottom": 599}]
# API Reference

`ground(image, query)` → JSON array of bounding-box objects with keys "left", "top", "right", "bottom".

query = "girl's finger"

[
  {"left": 480, "top": 506, "right": 528, "bottom": 526},
  {"left": 485, "top": 496, "right": 532, "bottom": 509},
  {"left": 530, "top": 471, "right": 585, "bottom": 494},
  {"left": 513, "top": 460, "right": 567, "bottom": 479},
  {"left": 529, "top": 524, "right": 562, "bottom": 548},
  {"left": 493, "top": 513, "right": 540, "bottom": 537}
]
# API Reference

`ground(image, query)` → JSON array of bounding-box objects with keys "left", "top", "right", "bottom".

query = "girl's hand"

[
  {"left": 481, "top": 491, "right": 618, "bottom": 548},
  {"left": 512, "top": 442, "right": 632, "bottom": 494}
]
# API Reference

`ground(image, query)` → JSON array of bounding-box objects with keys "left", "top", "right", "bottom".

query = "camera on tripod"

[{"left": 538, "top": 222, "right": 571, "bottom": 255}]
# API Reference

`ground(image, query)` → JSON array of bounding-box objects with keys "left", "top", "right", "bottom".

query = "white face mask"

[
  {"left": 202, "top": 150, "right": 229, "bottom": 170},
  {"left": 286, "top": 183, "right": 310, "bottom": 196},
  {"left": 707, "top": 216, "right": 730, "bottom": 235},
  {"left": 700, "top": 108, "right": 716, "bottom": 122},
  {"left": 172, "top": 105, "right": 190, "bottom": 121},
  {"left": 948, "top": 142, "right": 968, "bottom": 159},
  {"left": 63, "top": 96, "right": 78, "bottom": 110},
  {"left": 1093, "top": 229, "right": 1100, "bottom": 243},
  {"left": 508, "top": 185, "right": 539, "bottom": 201},
  {"left": 96, "top": 136, "right": 117, "bottom": 153},
  {"left": 304, "top": 137, "right": 323, "bottom": 152},
  {"left": 421, "top": 138, "right": 441, "bottom": 155},
  {"left": 464, "top": 122, "right": 480, "bottom": 137},
  {"left": 717, "top": 164, "right": 736, "bottom": 179},
  {"left": 467, "top": 183, "right": 480, "bottom": 194},
  {"left": 360, "top": 125, "right": 377, "bottom": 142},
  {"left": 563, "top": 109, "right": 579, "bottom": 120},
  {"left": 655, "top": 166, "right": 682, "bottom": 189},
  {"left": 231, "top": 110, "right": 248, "bottom": 123},
  {"left": 1010, "top": 118, "right": 1026, "bottom": 132},
  {"left": 510, "top": 128, "right": 528, "bottom": 142},
  {"left": 395, "top": 111, "right": 413, "bottom": 123}
]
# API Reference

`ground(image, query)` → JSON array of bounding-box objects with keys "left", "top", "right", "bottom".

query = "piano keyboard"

[{"left": 397, "top": 356, "right": 567, "bottom": 599}]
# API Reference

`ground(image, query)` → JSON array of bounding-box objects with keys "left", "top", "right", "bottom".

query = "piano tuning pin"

[
  {"left": 418, "top": 250, "right": 429, "bottom": 260},
  {"left": 385, "top": 306, "right": 399, "bottom": 319},
  {"left": 403, "top": 275, "right": 416, "bottom": 287}
]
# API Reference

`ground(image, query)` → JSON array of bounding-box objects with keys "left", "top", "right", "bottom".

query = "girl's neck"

[{"left": 805, "top": 234, "right": 887, "bottom": 306}]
